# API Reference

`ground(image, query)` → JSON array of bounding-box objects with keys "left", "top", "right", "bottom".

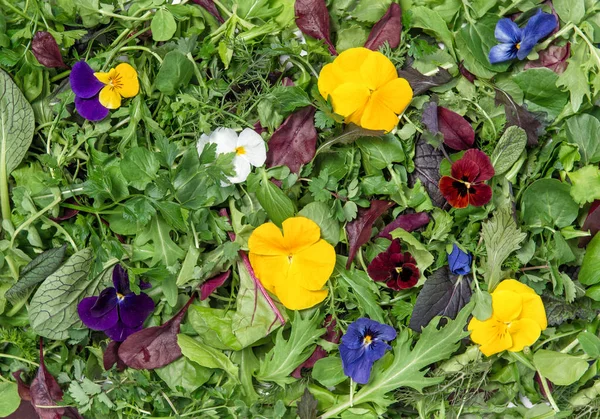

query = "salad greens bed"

[{"left": 1, "top": 0, "right": 600, "bottom": 417}]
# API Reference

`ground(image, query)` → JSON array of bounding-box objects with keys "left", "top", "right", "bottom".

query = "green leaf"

[
  {"left": 557, "top": 41, "right": 591, "bottom": 113},
  {"left": 351, "top": 0, "right": 392, "bottom": 22},
  {"left": 298, "top": 202, "right": 340, "bottom": 246},
  {"left": 578, "top": 331, "right": 600, "bottom": 358},
  {"left": 0, "top": 382, "right": 20, "bottom": 417},
  {"left": 312, "top": 357, "right": 347, "bottom": 387},
  {"left": 188, "top": 305, "right": 243, "bottom": 350},
  {"left": 565, "top": 114, "right": 600, "bottom": 165},
  {"left": 151, "top": 9, "right": 177, "bottom": 42},
  {"left": 356, "top": 134, "right": 405, "bottom": 172},
  {"left": 390, "top": 228, "right": 434, "bottom": 281},
  {"left": 232, "top": 260, "right": 283, "bottom": 348},
  {"left": 533, "top": 349, "right": 588, "bottom": 386},
  {"left": 254, "top": 311, "right": 325, "bottom": 387},
  {"left": 270, "top": 86, "right": 312, "bottom": 113},
  {"left": 512, "top": 68, "right": 569, "bottom": 119},
  {"left": 579, "top": 233, "right": 600, "bottom": 285},
  {"left": 135, "top": 215, "right": 185, "bottom": 267},
  {"left": 320, "top": 304, "right": 473, "bottom": 416},
  {"left": 5, "top": 244, "right": 66, "bottom": 304},
  {"left": 120, "top": 147, "right": 160, "bottom": 190},
  {"left": 178, "top": 333, "right": 240, "bottom": 382},
  {"left": 472, "top": 288, "right": 493, "bottom": 320},
  {"left": 410, "top": 7, "right": 454, "bottom": 56},
  {"left": 553, "top": 0, "right": 585, "bottom": 24},
  {"left": 155, "top": 50, "right": 194, "bottom": 94},
  {"left": 256, "top": 172, "right": 295, "bottom": 226},
  {"left": 28, "top": 248, "right": 104, "bottom": 340},
  {"left": 521, "top": 179, "right": 579, "bottom": 229},
  {"left": 155, "top": 357, "right": 213, "bottom": 393},
  {"left": 335, "top": 257, "right": 385, "bottom": 323},
  {"left": 482, "top": 207, "right": 526, "bottom": 291},
  {"left": 568, "top": 165, "right": 600, "bottom": 205},
  {"left": 490, "top": 126, "right": 527, "bottom": 176}
]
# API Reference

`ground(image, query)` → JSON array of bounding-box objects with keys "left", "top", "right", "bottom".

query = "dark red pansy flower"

[
  {"left": 367, "top": 239, "right": 419, "bottom": 290},
  {"left": 438, "top": 149, "right": 495, "bottom": 208}
]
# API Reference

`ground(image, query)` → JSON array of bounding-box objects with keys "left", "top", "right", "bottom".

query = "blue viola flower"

[
  {"left": 489, "top": 10, "right": 557, "bottom": 64},
  {"left": 339, "top": 318, "right": 396, "bottom": 384},
  {"left": 448, "top": 244, "right": 472, "bottom": 275}
]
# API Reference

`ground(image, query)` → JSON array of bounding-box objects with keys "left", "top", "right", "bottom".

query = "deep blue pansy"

[
  {"left": 339, "top": 318, "right": 396, "bottom": 384},
  {"left": 448, "top": 244, "right": 472, "bottom": 276},
  {"left": 489, "top": 10, "right": 557, "bottom": 64},
  {"left": 69, "top": 61, "right": 109, "bottom": 121},
  {"left": 78, "top": 265, "right": 155, "bottom": 342}
]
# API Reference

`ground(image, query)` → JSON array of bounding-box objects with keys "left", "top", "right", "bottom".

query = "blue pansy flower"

[
  {"left": 448, "top": 244, "right": 472, "bottom": 275},
  {"left": 339, "top": 318, "right": 396, "bottom": 384},
  {"left": 489, "top": 10, "right": 557, "bottom": 64}
]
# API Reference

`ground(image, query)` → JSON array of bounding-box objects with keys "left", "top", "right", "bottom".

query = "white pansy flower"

[{"left": 197, "top": 127, "right": 267, "bottom": 184}]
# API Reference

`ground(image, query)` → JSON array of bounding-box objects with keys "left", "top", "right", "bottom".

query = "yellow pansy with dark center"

[
  {"left": 318, "top": 47, "right": 413, "bottom": 133},
  {"left": 94, "top": 63, "right": 140, "bottom": 110},
  {"left": 248, "top": 217, "right": 336, "bottom": 310},
  {"left": 468, "top": 279, "right": 547, "bottom": 356}
]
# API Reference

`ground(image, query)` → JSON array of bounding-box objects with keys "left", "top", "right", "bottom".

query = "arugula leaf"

[
  {"left": 335, "top": 257, "right": 385, "bottom": 323},
  {"left": 134, "top": 215, "right": 185, "bottom": 268},
  {"left": 120, "top": 147, "right": 160, "bottom": 190},
  {"left": 482, "top": 207, "right": 526, "bottom": 291},
  {"left": 178, "top": 334, "right": 240, "bottom": 382},
  {"left": 254, "top": 311, "right": 325, "bottom": 387}
]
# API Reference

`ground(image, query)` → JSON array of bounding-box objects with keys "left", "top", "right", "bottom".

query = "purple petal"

[
  {"left": 372, "top": 322, "right": 397, "bottom": 342},
  {"left": 494, "top": 18, "right": 522, "bottom": 43},
  {"left": 75, "top": 95, "right": 109, "bottom": 121},
  {"left": 367, "top": 252, "right": 393, "bottom": 282},
  {"left": 78, "top": 294, "right": 119, "bottom": 331},
  {"left": 342, "top": 318, "right": 372, "bottom": 349},
  {"left": 90, "top": 287, "right": 119, "bottom": 317},
  {"left": 112, "top": 265, "right": 131, "bottom": 295},
  {"left": 118, "top": 293, "right": 155, "bottom": 328},
  {"left": 339, "top": 346, "right": 374, "bottom": 384},
  {"left": 448, "top": 244, "right": 472, "bottom": 275},
  {"left": 104, "top": 320, "right": 142, "bottom": 342},
  {"left": 364, "top": 340, "right": 391, "bottom": 363},
  {"left": 70, "top": 61, "right": 104, "bottom": 99},
  {"left": 520, "top": 10, "right": 557, "bottom": 59},
  {"left": 489, "top": 43, "right": 518, "bottom": 64}
]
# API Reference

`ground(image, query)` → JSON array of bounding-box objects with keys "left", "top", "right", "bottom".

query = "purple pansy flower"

[
  {"left": 367, "top": 239, "right": 420, "bottom": 290},
  {"left": 448, "top": 244, "right": 472, "bottom": 275},
  {"left": 339, "top": 318, "right": 396, "bottom": 384},
  {"left": 78, "top": 265, "right": 155, "bottom": 342},
  {"left": 489, "top": 9, "right": 557, "bottom": 64},
  {"left": 69, "top": 61, "right": 109, "bottom": 121}
]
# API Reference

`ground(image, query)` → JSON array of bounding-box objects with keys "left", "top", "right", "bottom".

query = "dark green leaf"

[{"left": 155, "top": 50, "right": 194, "bottom": 94}]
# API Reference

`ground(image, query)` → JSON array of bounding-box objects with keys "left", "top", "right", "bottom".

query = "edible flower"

[
  {"left": 197, "top": 127, "right": 266, "bottom": 184},
  {"left": 78, "top": 265, "right": 155, "bottom": 342},
  {"left": 70, "top": 61, "right": 139, "bottom": 121},
  {"left": 438, "top": 149, "right": 495, "bottom": 209},
  {"left": 248, "top": 217, "right": 336, "bottom": 310},
  {"left": 318, "top": 47, "right": 413, "bottom": 133},
  {"left": 468, "top": 279, "right": 547, "bottom": 356},
  {"left": 489, "top": 10, "right": 557, "bottom": 64},
  {"left": 367, "top": 239, "right": 419, "bottom": 290},
  {"left": 339, "top": 318, "right": 396, "bottom": 384},
  {"left": 448, "top": 244, "right": 472, "bottom": 275}
]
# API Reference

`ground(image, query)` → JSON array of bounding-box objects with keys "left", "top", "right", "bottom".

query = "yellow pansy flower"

[
  {"left": 318, "top": 47, "right": 413, "bottom": 133},
  {"left": 248, "top": 217, "right": 336, "bottom": 310},
  {"left": 468, "top": 279, "right": 547, "bottom": 357},
  {"left": 94, "top": 63, "right": 140, "bottom": 109}
]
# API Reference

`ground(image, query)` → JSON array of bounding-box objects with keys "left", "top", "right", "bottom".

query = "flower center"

[
  {"left": 287, "top": 254, "right": 293, "bottom": 263},
  {"left": 395, "top": 266, "right": 403, "bottom": 273},
  {"left": 108, "top": 73, "right": 123, "bottom": 89},
  {"left": 516, "top": 42, "right": 521, "bottom": 50},
  {"left": 464, "top": 182, "right": 472, "bottom": 189},
  {"left": 235, "top": 146, "right": 246, "bottom": 155},
  {"left": 116, "top": 292, "right": 125, "bottom": 301},
  {"left": 363, "top": 334, "right": 372, "bottom": 345}
]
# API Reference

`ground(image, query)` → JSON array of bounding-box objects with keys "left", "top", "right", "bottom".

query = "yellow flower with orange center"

[
  {"left": 94, "top": 63, "right": 140, "bottom": 109},
  {"left": 318, "top": 47, "right": 413, "bottom": 133},
  {"left": 468, "top": 279, "right": 547, "bottom": 357},
  {"left": 248, "top": 217, "right": 336, "bottom": 310}
]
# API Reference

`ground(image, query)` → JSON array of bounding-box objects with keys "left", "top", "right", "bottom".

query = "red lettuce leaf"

[
  {"left": 459, "top": 61, "right": 476, "bottom": 83},
  {"left": 5, "top": 400, "right": 38, "bottom": 419},
  {"left": 200, "top": 270, "right": 230, "bottom": 300},
  {"left": 346, "top": 200, "right": 394, "bottom": 269},
  {"left": 118, "top": 295, "right": 196, "bottom": 370},
  {"left": 295, "top": 0, "right": 337, "bottom": 55},
  {"left": 266, "top": 106, "right": 317, "bottom": 174},
  {"left": 378, "top": 212, "right": 430, "bottom": 239},
  {"left": 190, "top": 0, "right": 224, "bottom": 23},
  {"left": 103, "top": 341, "right": 126, "bottom": 371},
  {"left": 494, "top": 88, "right": 544, "bottom": 146},
  {"left": 291, "top": 315, "right": 341, "bottom": 378},
  {"left": 410, "top": 138, "right": 445, "bottom": 207},
  {"left": 13, "top": 370, "right": 31, "bottom": 401},
  {"left": 31, "top": 32, "right": 68, "bottom": 69},
  {"left": 579, "top": 200, "right": 600, "bottom": 247},
  {"left": 397, "top": 67, "right": 453, "bottom": 95},
  {"left": 437, "top": 107, "right": 475, "bottom": 150},
  {"left": 524, "top": 43, "right": 570, "bottom": 74},
  {"left": 364, "top": 3, "right": 401, "bottom": 50}
]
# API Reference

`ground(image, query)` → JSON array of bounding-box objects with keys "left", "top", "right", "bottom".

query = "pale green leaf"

[
  {"left": 568, "top": 165, "right": 600, "bottom": 204},
  {"left": 151, "top": 9, "right": 177, "bottom": 42},
  {"left": 0, "top": 382, "right": 20, "bottom": 417},
  {"left": 490, "top": 126, "right": 527, "bottom": 176},
  {"left": 177, "top": 333, "right": 240, "bottom": 382},
  {"left": 533, "top": 349, "right": 588, "bottom": 386}
]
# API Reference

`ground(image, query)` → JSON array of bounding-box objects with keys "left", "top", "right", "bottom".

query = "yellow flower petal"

[
  {"left": 359, "top": 50, "right": 398, "bottom": 91},
  {"left": 94, "top": 69, "right": 114, "bottom": 85},
  {"left": 274, "top": 280, "right": 328, "bottom": 310},
  {"left": 248, "top": 254, "right": 288, "bottom": 294},
  {"left": 494, "top": 279, "right": 537, "bottom": 295},
  {"left": 281, "top": 217, "right": 321, "bottom": 254},
  {"left": 98, "top": 85, "right": 122, "bottom": 109},
  {"left": 360, "top": 96, "right": 399, "bottom": 132},
  {"left": 468, "top": 317, "right": 512, "bottom": 356},
  {"left": 345, "top": 106, "right": 364, "bottom": 127},
  {"left": 479, "top": 331, "right": 512, "bottom": 357},
  {"left": 519, "top": 293, "right": 547, "bottom": 330},
  {"left": 248, "top": 222, "right": 287, "bottom": 256},
  {"left": 374, "top": 78, "right": 413, "bottom": 114},
  {"left": 492, "top": 290, "right": 523, "bottom": 323},
  {"left": 507, "top": 318, "right": 541, "bottom": 352},
  {"left": 318, "top": 63, "right": 341, "bottom": 100},
  {"left": 289, "top": 239, "right": 336, "bottom": 291},
  {"left": 113, "top": 63, "right": 139, "bottom": 98},
  {"left": 330, "top": 83, "right": 370, "bottom": 118},
  {"left": 330, "top": 47, "right": 371, "bottom": 85}
]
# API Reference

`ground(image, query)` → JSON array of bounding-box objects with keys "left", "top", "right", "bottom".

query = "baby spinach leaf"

[
  {"left": 553, "top": 0, "right": 585, "bottom": 25},
  {"left": 151, "top": 9, "right": 177, "bottom": 42},
  {"left": 512, "top": 68, "right": 569, "bottom": 119},
  {"left": 256, "top": 171, "right": 295, "bottom": 227},
  {"left": 356, "top": 134, "right": 405, "bottom": 171},
  {"left": 0, "top": 382, "right": 20, "bottom": 417},
  {"left": 565, "top": 113, "right": 600, "bottom": 165},
  {"left": 178, "top": 333, "right": 240, "bottom": 382},
  {"left": 521, "top": 179, "right": 579, "bottom": 229},
  {"left": 579, "top": 233, "right": 600, "bottom": 286},
  {"left": 490, "top": 126, "right": 527, "bottom": 176},
  {"left": 155, "top": 357, "right": 212, "bottom": 393},
  {"left": 533, "top": 349, "right": 588, "bottom": 386},
  {"left": 298, "top": 201, "right": 341, "bottom": 246},
  {"left": 155, "top": 51, "right": 194, "bottom": 94}
]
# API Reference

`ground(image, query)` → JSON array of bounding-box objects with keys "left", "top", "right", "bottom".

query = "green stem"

[
  {"left": 498, "top": 0, "right": 527, "bottom": 15},
  {"left": 538, "top": 22, "right": 574, "bottom": 50},
  {"left": 98, "top": 9, "right": 152, "bottom": 21},
  {"left": 10, "top": 194, "right": 62, "bottom": 246},
  {"left": 537, "top": 369, "right": 561, "bottom": 412},
  {"left": 50, "top": 69, "right": 71, "bottom": 83},
  {"left": 119, "top": 46, "right": 163, "bottom": 63},
  {"left": 0, "top": 353, "right": 39, "bottom": 367},
  {"left": 574, "top": 25, "right": 600, "bottom": 69},
  {"left": 509, "top": 351, "right": 535, "bottom": 371},
  {"left": 560, "top": 338, "right": 579, "bottom": 353},
  {"left": 0, "top": 0, "right": 41, "bottom": 25}
]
